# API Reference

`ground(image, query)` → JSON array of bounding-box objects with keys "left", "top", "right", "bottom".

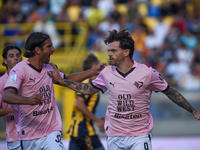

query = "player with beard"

[
  {"left": 2, "top": 32, "right": 106, "bottom": 150},
  {"left": 50, "top": 29, "right": 200, "bottom": 150}
]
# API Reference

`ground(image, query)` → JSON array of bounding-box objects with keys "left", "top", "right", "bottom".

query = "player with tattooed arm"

[{"left": 50, "top": 29, "right": 200, "bottom": 150}]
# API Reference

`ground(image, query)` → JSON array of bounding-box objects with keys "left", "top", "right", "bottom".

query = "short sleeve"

[
  {"left": 148, "top": 68, "right": 168, "bottom": 92},
  {"left": 92, "top": 69, "right": 107, "bottom": 93},
  {"left": 76, "top": 92, "right": 86, "bottom": 101},
  {"left": 4, "top": 67, "right": 24, "bottom": 91}
]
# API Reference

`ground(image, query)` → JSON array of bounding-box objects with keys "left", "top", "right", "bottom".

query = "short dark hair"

[
  {"left": 2, "top": 44, "right": 21, "bottom": 66},
  {"left": 104, "top": 29, "right": 135, "bottom": 59},
  {"left": 24, "top": 32, "right": 50, "bottom": 58},
  {"left": 82, "top": 54, "right": 99, "bottom": 71}
]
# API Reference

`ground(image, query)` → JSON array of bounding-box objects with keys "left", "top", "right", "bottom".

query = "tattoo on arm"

[
  {"left": 163, "top": 87, "right": 195, "bottom": 114},
  {"left": 76, "top": 84, "right": 82, "bottom": 91},
  {"left": 83, "top": 84, "right": 89, "bottom": 91},
  {"left": 59, "top": 79, "right": 99, "bottom": 95}
]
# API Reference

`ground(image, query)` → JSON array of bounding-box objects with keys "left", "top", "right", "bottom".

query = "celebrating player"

[
  {"left": 50, "top": 29, "right": 200, "bottom": 150},
  {"left": 2, "top": 32, "right": 106, "bottom": 150}
]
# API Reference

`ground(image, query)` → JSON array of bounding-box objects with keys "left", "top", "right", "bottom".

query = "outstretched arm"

[
  {"left": 57, "top": 79, "right": 100, "bottom": 95},
  {"left": 64, "top": 62, "right": 107, "bottom": 82},
  {"left": 50, "top": 63, "right": 100, "bottom": 95},
  {"left": 162, "top": 86, "right": 200, "bottom": 120}
]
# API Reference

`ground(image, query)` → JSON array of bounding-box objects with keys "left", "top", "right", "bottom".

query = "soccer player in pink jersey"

[
  {"left": 50, "top": 29, "right": 200, "bottom": 150},
  {"left": 0, "top": 45, "right": 22, "bottom": 150},
  {"left": 2, "top": 32, "right": 106, "bottom": 150}
]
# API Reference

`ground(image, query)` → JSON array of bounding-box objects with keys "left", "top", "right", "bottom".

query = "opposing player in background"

[
  {"left": 50, "top": 29, "right": 200, "bottom": 150},
  {"left": 0, "top": 45, "right": 22, "bottom": 150},
  {"left": 2, "top": 32, "right": 106, "bottom": 150},
  {"left": 67, "top": 54, "right": 105, "bottom": 150}
]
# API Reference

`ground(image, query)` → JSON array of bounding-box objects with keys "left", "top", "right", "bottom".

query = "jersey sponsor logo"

[
  {"left": 134, "top": 81, "right": 143, "bottom": 89},
  {"left": 33, "top": 106, "right": 54, "bottom": 116},
  {"left": 117, "top": 94, "right": 135, "bottom": 112},
  {"left": 39, "top": 85, "right": 52, "bottom": 106},
  {"left": 29, "top": 77, "right": 36, "bottom": 82},
  {"left": 9, "top": 74, "right": 17, "bottom": 83},
  {"left": 114, "top": 113, "right": 142, "bottom": 119},
  {"left": 110, "top": 82, "right": 116, "bottom": 87}
]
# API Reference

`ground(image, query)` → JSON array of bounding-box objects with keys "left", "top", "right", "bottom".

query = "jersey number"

[{"left": 144, "top": 142, "right": 149, "bottom": 150}]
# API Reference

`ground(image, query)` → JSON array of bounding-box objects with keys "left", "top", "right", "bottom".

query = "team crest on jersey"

[
  {"left": 134, "top": 81, "right": 143, "bottom": 89},
  {"left": 9, "top": 74, "right": 17, "bottom": 83}
]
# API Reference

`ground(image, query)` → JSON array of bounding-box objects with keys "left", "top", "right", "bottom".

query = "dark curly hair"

[{"left": 104, "top": 29, "right": 135, "bottom": 59}]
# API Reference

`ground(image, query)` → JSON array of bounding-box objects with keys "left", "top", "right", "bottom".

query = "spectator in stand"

[
  {"left": 153, "top": 15, "right": 170, "bottom": 47},
  {"left": 179, "top": 29, "right": 198, "bottom": 50},
  {"left": 98, "top": 16, "right": 120, "bottom": 35},
  {"left": 131, "top": 23, "right": 148, "bottom": 62},
  {"left": 84, "top": 0, "right": 105, "bottom": 27}
]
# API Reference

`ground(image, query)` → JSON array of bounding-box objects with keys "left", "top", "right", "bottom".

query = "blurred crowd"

[{"left": 0, "top": 0, "right": 200, "bottom": 90}]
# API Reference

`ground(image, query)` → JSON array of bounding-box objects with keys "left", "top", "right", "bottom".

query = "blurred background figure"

[{"left": 67, "top": 53, "right": 105, "bottom": 150}]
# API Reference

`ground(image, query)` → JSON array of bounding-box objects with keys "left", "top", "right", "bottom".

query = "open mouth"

[{"left": 109, "top": 59, "right": 114, "bottom": 62}]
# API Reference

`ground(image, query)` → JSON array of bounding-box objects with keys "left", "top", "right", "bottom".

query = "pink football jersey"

[
  {"left": 0, "top": 72, "right": 20, "bottom": 142},
  {"left": 92, "top": 61, "right": 168, "bottom": 136},
  {"left": 4, "top": 59, "right": 64, "bottom": 140}
]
